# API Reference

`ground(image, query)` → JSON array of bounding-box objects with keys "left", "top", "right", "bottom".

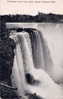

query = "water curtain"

[
  {"left": 17, "top": 32, "right": 35, "bottom": 74},
  {"left": 24, "top": 28, "right": 53, "bottom": 72},
  {"left": 12, "top": 32, "right": 27, "bottom": 98}
]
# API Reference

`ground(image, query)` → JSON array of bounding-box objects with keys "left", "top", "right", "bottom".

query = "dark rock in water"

[
  {"left": 26, "top": 93, "right": 44, "bottom": 99},
  {"left": 25, "top": 73, "right": 35, "bottom": 84},
  {"left": 25, "top": 73, "right": 40, "bottom": 85}
]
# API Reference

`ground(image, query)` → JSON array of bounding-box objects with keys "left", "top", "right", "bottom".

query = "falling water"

[
  {"left": 32, "top": 30, "right": 45, "bottom": 69},
  {"left": 11, "top": 32, "right": 27, "bottom": 98},
  {"left": 24, "top": 28, "right": 45, "bottom": 69},
  {"left": 11, "top": 30, "right": 63, "bottom": 99},
  {"left": 17, "top": 31, "right": 35, "bottom": 74},
  {"left": 39, "top": 30, "right": 53, "bottom": 73},
  {"left": 17, "top": 31, "right": 63, "bottom": 99},
  {"left": 26, "top": 29, "right": 53, "bottom": 73}
]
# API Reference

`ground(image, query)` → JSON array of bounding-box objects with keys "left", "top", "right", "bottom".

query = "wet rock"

[
  {"left": 25, "top": 73, "right": 40, "bottom": 85},
  {"left": 26, "top": 93, "right": 44, "bottom": 99}
]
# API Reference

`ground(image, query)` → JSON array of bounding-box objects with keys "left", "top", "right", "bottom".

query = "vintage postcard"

[{"left": 0, "top": 0, "right": 63, "bottom": 99}]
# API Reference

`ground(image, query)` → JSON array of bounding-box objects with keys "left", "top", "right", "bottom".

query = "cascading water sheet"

[
  {"left": 11, "top": 32, "right": 27, "bottom": 98},
  {"left": 26, "top": 29, "right": 53, "bottom": 73},
  {"left": 38, "top": 30, "right": 53, "bottom": 73},
  {"left": 18, "top": 32, "right": 35, "bottom": 74},
  {"left": 24, "top": 29, "right": 45, "bottom": 69}
]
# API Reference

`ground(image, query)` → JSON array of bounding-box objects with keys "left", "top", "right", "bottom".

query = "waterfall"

[
  {"left": 25, "top": 29, "right": 53, "bottom": 72},
  {"left": 24, "top": 28, "right": 45, "bottom": 69},
  {"left": 17, "top": 32, "right": 35, "bottom": 74},
  {"left": 11, "top": 29, "right": 53, "bottom": 72},
  {"left": 11, "top": 30, "right": 63, "bottom": 99},
  {"left": 11, "top": 33, "right": 27, "bottom": 98},
  {"left": 11, "top": 31, "right": 35, "bottom": 98},
  {"left": 39, "top": 30, "right": 53, "bottom": 73}
]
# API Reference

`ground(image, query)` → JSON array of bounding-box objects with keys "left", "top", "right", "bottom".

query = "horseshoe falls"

[{"left": 11, "top": 28, "right": 63, "bottom": 99}]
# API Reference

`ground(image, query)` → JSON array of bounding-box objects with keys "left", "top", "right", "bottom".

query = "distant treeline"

[{"left": 0, "top": 13, "right": 63, "bottom": 23}]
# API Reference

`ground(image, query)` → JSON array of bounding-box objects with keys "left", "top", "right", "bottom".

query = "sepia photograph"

[{"left": 0, "top": 13, "right": 63, "bottom": 99}]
